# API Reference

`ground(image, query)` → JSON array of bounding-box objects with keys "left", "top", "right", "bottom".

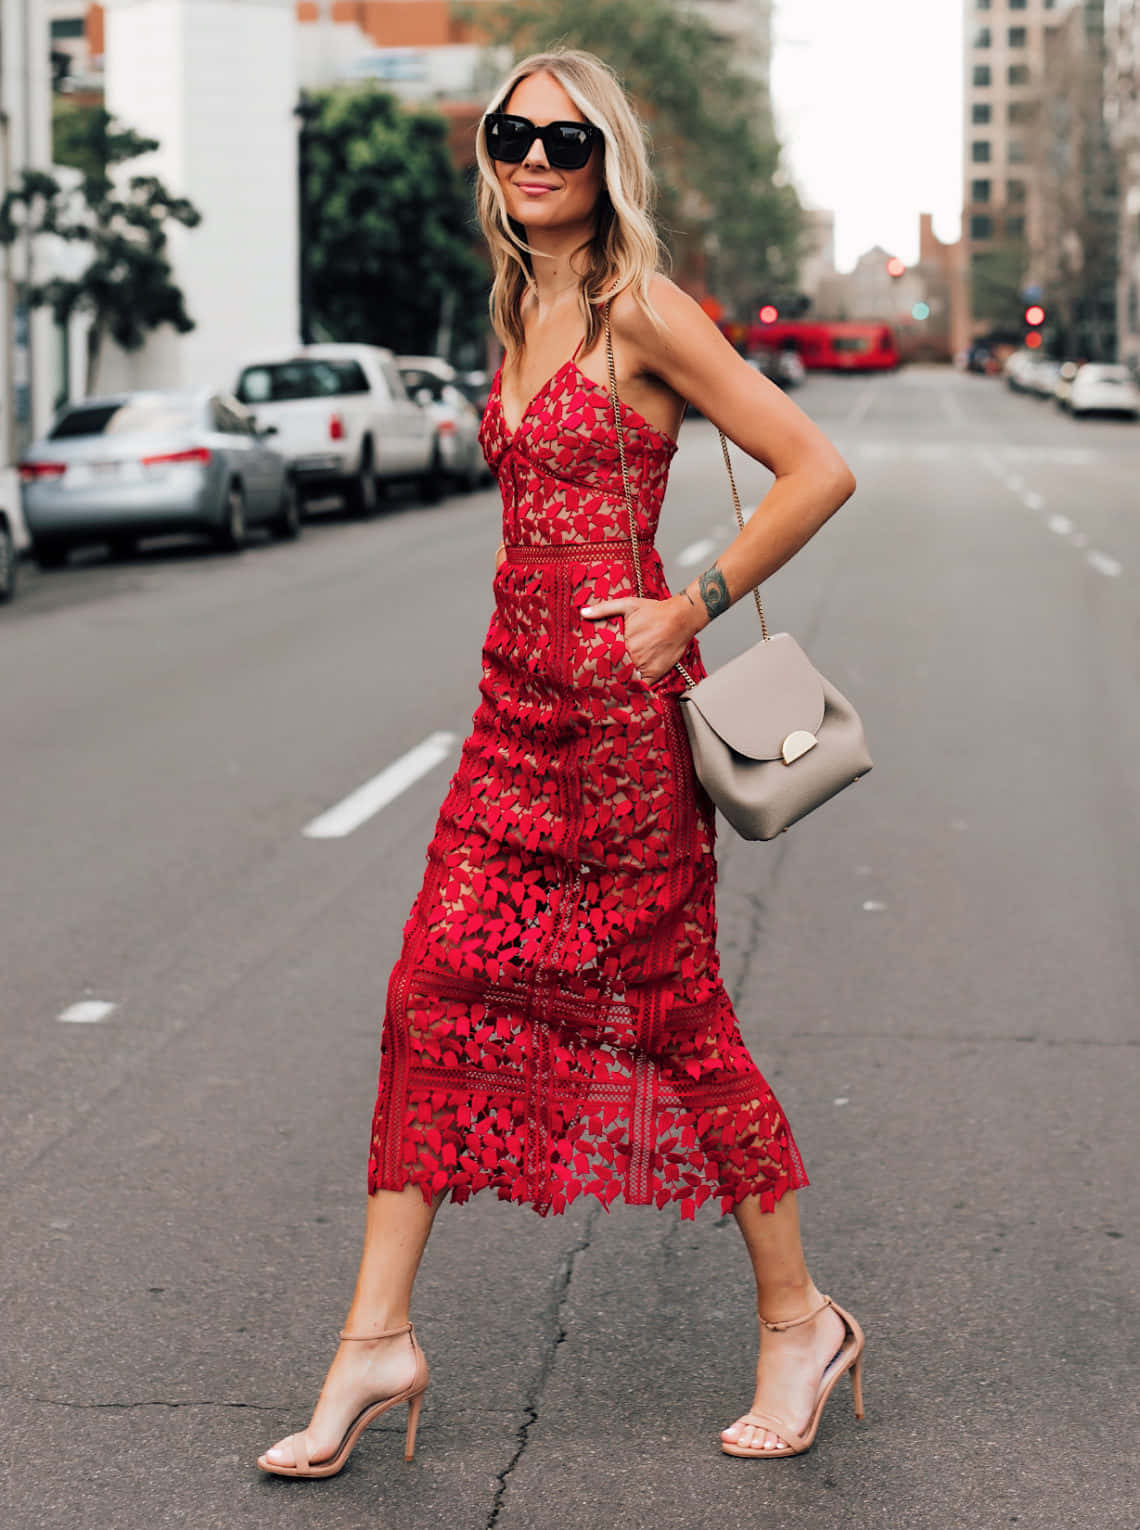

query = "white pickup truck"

[{"left": 233, "top": 343, "right": 442, "bottom": 515}]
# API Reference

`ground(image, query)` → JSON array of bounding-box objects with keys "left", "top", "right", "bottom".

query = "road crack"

[{"left": 486, "top": 1203, "right": 599, "bottom": 1529}]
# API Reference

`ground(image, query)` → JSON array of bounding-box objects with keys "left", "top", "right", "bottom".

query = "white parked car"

[
  {"left": 1067, "top": 363, "right": 1140, "bottom": 420},
  {"left": 397, "top": 356, "right": 487, "bottom": 492},
  {"left": 1028, "top": 359, "right": 1063, "bottom": 398},
  {"left": 233, "top": 344, "right": 443, "bottom": 515},
  {"left": 1053, "top": 361, "right": 1080, "bottom": 411}
]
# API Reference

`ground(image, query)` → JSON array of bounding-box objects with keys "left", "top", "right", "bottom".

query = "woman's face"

[{"left": 492, "top": 71, "right": 605, "bottom": 236}]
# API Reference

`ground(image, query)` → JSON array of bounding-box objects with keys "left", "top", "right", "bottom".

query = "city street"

[{"left": 2, "top": 366, "right": 1136, "bottom": 1530}]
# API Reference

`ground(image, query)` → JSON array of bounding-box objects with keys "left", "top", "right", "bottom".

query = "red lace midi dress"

[{"left": 368, "top": 353, "right": 808, "bottom": 1218}]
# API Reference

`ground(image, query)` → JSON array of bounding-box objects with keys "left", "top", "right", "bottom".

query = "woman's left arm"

[{"left": 581, "top": 278, "right": 857, "bottom": 681}]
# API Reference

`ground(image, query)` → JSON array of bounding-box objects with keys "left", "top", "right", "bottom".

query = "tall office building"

[{"left": 961, "top": 0, "right": 1074, "bottom": 335}]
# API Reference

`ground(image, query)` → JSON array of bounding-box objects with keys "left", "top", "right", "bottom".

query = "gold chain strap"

[{"left": 602, "top": 302, "right": 769, "bottom": 676}]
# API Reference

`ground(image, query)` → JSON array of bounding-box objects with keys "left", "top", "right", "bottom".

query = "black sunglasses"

[{"left": 484, "top": 112, "right": 601, "bottom": 172}]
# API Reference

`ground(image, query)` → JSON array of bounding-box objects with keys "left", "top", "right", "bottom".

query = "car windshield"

[
  {"left": 49, "top": 399, "right": 196, "bottom": 439},
  {"left": 235, "top": 359, "right": 370, "bottom": 403}
]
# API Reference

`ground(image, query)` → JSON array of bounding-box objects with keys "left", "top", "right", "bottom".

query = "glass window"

[
  {"left": 211, "top": 397, "right": 256, "bottom": 436},
  {"left": 1008, "top": 140, "right": 1026, "bottom": 163},
  {"left": 972, "top": 140, "right": 992, "bottom": 163},
  {"left": 1008, "top": 27, "right": 1027, "bottom": 47},
  {"left": 235, "top": 359, "right": 370, "bottom": 403},
  {"left": 973, "top": 64, "right": 992, "bottom": 86},
  {"left": 400, "top": 369, "right": 446, "bottom": 402},
  {"left": 970, "top": 215, "right": 994, "bottom": 240},
  {"left": 1009, "top": 0, "right": 1027, "bottom": 9},
  {"left": 971, "top": 179, "right": 992, "bottom": 203},
  {"left": 48, "top": 398, "right": 196, "bottom": 439},
  {"left": 50, "top": 17, "right": 84, "bottom": 37},
  {"left": 1009, "top": 64, "right": 1030, "bottom": 86},
  {"left": 973, "top": 103, "right": 992, "bottom": 124},
  {"left": 976, "top": 0, "right": 991, "bottom": 9},
  {"left": 1007, "top": 178, "right": 1027, "bottom": 203},
  {"left": 1006, "top": 216, "right": 1026, "bottom": 239},
  {"left": 974, "top": 26, "right": 991, "bottom": 47},
  {"left": 1009, "top": 100, "right": 1035, "bottom": 124}
]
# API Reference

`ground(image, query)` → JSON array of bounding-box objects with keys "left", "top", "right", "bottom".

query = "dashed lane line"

[
  {"left": 1087, "top": 551, "right": 1123, "bottom": 578},
  {"left": 302, "top": 731, "right": 459, "bottom": 840},
  {"left": 676, "top": 536, "right": 718, "bottom": 568},
  {"left": 58, "top": 1000, "right": 116, "bottom": 1023}
]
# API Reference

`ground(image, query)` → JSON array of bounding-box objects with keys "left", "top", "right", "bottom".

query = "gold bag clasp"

[{"left": 781, "top": 730, "right": 818, "bottom": 765}]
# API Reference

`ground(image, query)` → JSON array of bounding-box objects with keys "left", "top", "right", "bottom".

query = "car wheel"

[
  {"left": 212, "top": 483, "right": 247, "bottom": 551},
  {"left": 272, "top": 476, "right": 302, "bottom": 540},
  {"left": 345, "top": 447, "right": 379, "bottom": 518},
  {"left": 419, "top": 443, "right": 446, "bottom": 504},
  {"left": 0, "top": 522, "right": 18, "bottom": 602},
  {"left": 33, "top": 537, "right": 69, "bottom": 569}
]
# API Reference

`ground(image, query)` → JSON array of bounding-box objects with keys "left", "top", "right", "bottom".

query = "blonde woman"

[{"left": 258, "top": 48, "right": 862, "bottom": 1477}]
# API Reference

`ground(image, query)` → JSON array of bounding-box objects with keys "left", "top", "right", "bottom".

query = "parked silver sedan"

[{"left": 19, "top": 388, "right": 300, "bottom": 566}]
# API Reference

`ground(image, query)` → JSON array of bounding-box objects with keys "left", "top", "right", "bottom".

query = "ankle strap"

[
  {"left": 338, "top": 1322, "right": 414, "bottom": 1341},
  {"left": 758, "top": 1295, "right": 832, "bottom": 1332}
]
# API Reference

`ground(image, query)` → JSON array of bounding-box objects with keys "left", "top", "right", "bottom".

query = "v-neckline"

[
  {"left": 496, "top": 337, "right": 585, "bottom": 445},
  {"left": 493, "top": 355, "right": 679, "bottom": 452}
]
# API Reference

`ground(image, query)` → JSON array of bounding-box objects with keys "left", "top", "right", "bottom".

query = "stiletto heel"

[
  {"left": 720, "top": 1295, "right": 866, "bottom": 1459},
  {"left": 404, "top": 1390, "right": 424, "bottom": 1461},
  {"left": 257, "top": 1322, "right": 430, "bottom": 1478},
  {"left": 850, "top": 1349, "right": 865, "bottom": 1420}
]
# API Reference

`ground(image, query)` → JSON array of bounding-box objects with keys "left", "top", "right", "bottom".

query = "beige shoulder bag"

[{"left": 603, "top": 304, "right": 872, "bottom": 840}]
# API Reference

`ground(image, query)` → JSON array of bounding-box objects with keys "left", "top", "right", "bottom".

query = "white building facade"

[{"left": 100, "top": 0, "right": 299, "bottom": 394}]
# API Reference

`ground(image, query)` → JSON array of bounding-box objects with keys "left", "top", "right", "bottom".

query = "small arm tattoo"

[{"left": 697, "top": 565, "right": 730, "bottom": 621}]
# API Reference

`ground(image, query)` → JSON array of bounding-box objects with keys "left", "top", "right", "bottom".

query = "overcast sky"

[{"left": 770, "top": 0, "right": 965, "bottom": 272}]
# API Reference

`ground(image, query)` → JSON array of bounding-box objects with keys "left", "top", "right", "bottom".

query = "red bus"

[{"left": 724, "top": 319, "right": 901, "bottom": 373}]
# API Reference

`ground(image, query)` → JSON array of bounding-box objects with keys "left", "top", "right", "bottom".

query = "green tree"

[
  {"left": 0, "top": 108, "right": 202, "bottom": 395},
  {"left": 473, "top": 0, "right": 804, "bottom": 317},
  {"left": 302, "top": 87, "right": 488, "bottom": 357}
]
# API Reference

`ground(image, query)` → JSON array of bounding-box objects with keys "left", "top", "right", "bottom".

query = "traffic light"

[
  {"left": 1024, "top": 303, "right": 1045, "bottom": 349},
  {"left": 886, "top": 257, "right": 906, "bottom": 278}
]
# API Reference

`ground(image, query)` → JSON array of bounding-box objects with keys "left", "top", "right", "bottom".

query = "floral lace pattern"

[{"left": 368, "top": 357, "right": 808, "bottom": 1217}]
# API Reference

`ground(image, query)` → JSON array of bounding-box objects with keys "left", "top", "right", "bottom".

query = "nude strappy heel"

[
  {"left": 256, "top": 1322, "right": 429, "bottom": 1478},
  {"left": 720, "top": 1295, "right": 865, "bottom": 1459}
]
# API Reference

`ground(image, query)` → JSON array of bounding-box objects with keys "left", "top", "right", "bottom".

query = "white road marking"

[
  {"left": 844, "top": 384, "right": 878, "bottom": 429},
  {"left": 861, "top": 900, "right": 887, "bottom": 912},
  {"left": 1087, "top": 551, "right": 1123, "bottom": 578},
  {"left": 1022, "top": 491, "right": 1045, "bottom": 511},
  {"left": 303, "top": 731, "right": 459, "bottom": 840},
  {"left": 676, "top": 536, "right": 718, "bottom": 568},
  {"left": 59, "top": 1000, "right": 115, "bottom": 1024},
  {"left": 1047, "top": 514, "right": 1074, "bottom": 537},
  {"left": 833, "top": 1097, "right": 850, "bottom": 1107}
]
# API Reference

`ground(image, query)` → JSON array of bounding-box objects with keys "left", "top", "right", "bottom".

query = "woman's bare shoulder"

[{"left": 609, "top": 275, "right": 716, "bottom": 367}]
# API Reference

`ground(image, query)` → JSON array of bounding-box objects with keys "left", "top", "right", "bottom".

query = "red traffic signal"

[
  {"left": 758, "top": 304, "right": 779, "bottom": 324},
  {"left": 1024, "top": 304, "right": 1045, "bottom": 326},
  {"left": 886, "top": 257, "right": 906, "bottom": 278}
]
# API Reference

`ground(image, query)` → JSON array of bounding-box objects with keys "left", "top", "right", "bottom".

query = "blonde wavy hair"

[{"left": 475, "top": 49, "right": 665, "bottom": 360}]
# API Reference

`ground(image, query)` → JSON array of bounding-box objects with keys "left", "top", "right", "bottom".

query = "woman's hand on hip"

[{"left": 581, "top": 594, "right": 700, "bottom": 683}]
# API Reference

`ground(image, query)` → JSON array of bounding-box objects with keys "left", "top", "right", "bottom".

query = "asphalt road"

[{"left": 2, "top": 367, "right": 1137, "bottom": 1530}]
